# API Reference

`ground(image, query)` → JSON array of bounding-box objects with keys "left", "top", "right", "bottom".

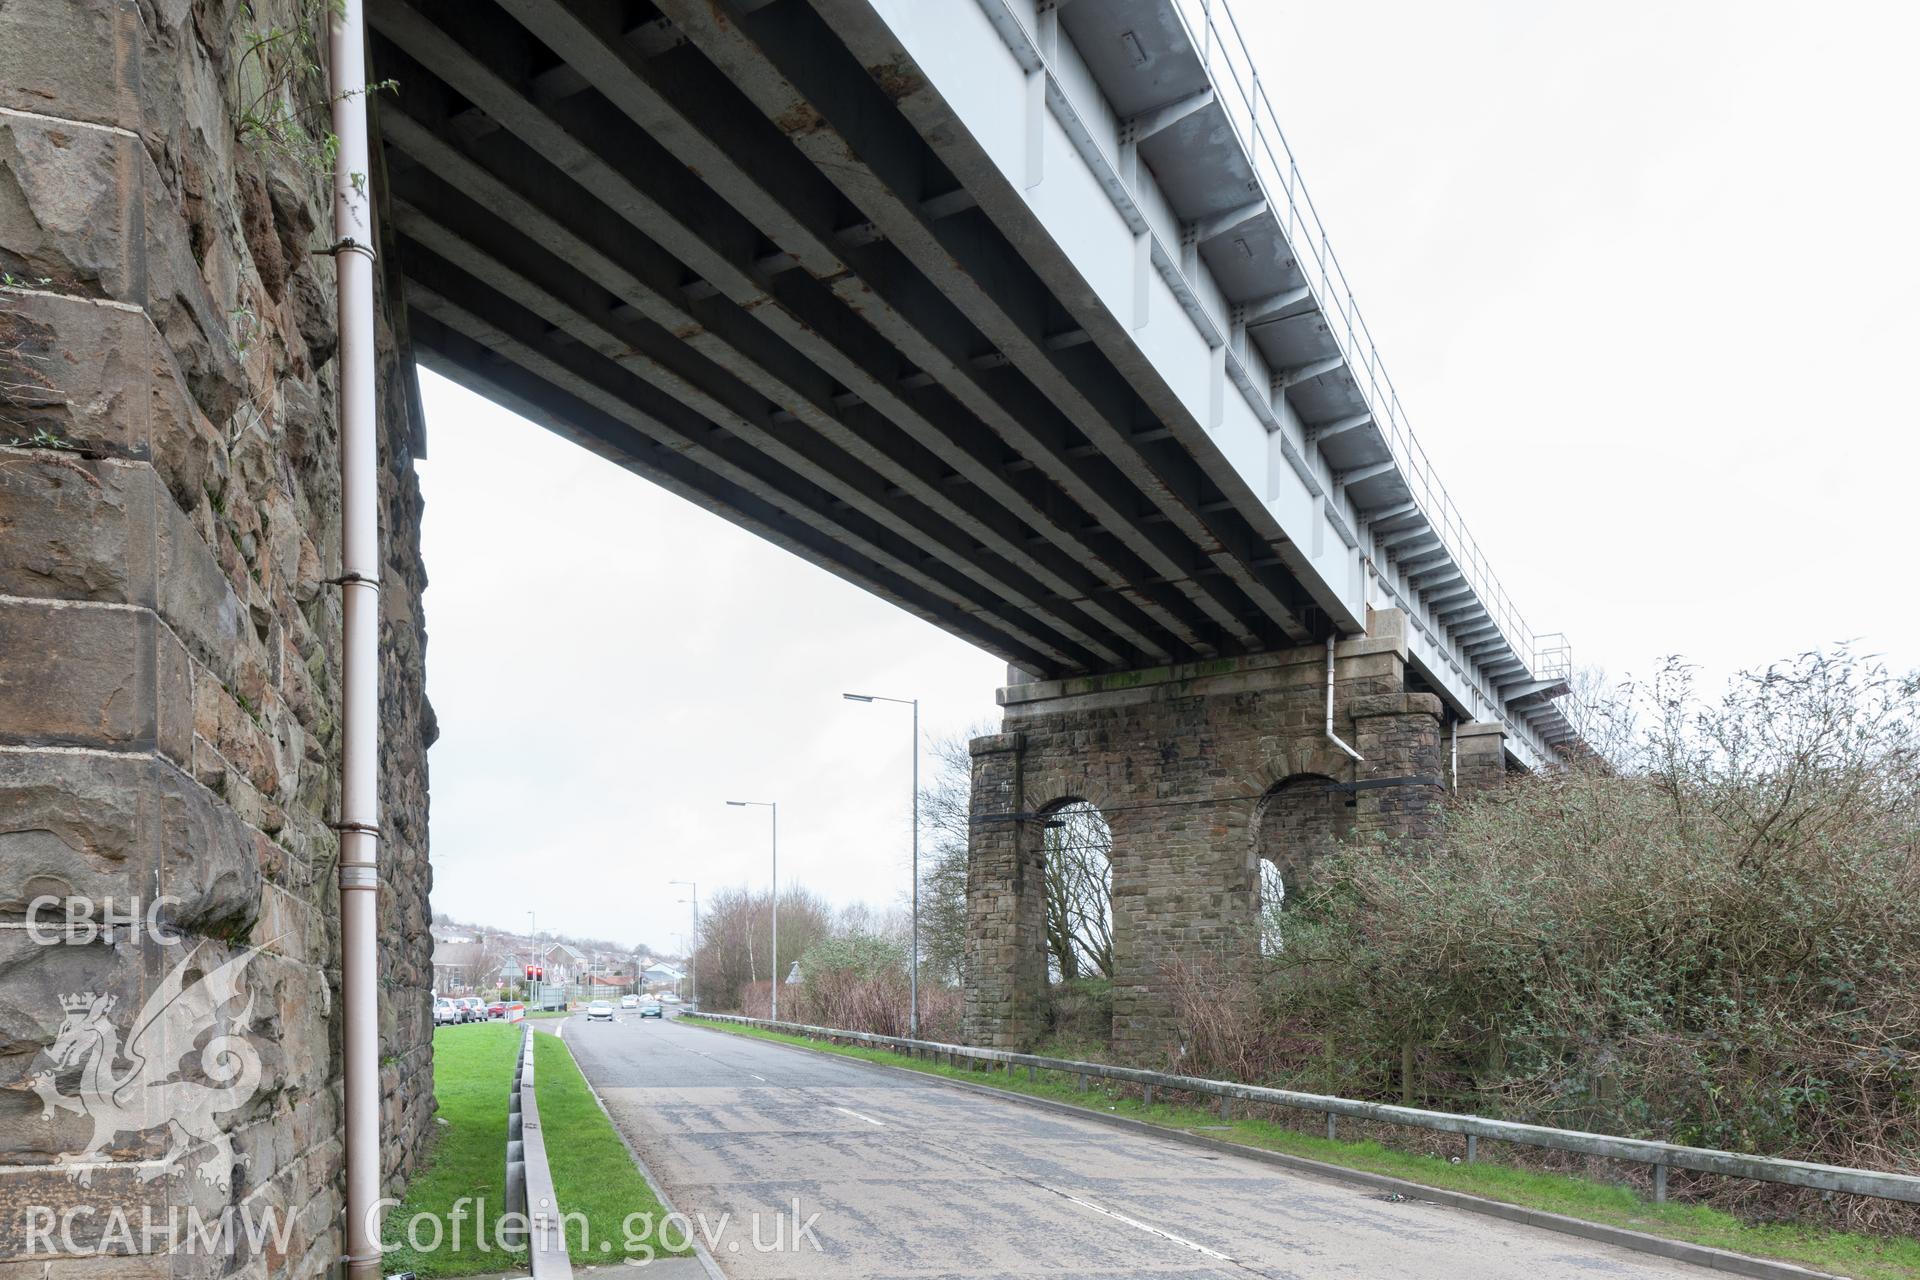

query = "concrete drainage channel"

[{"left": 504, "top": 1025, "right": 571, "bottom": 1280}]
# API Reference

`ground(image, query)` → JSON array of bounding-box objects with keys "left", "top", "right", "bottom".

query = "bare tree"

[
  {"left": 914, "top": 725, "right": 992, "bottom": 987},
  {"left": 471, "top": 931, "right": 518, "bottom": 998},
  {"left": 691, "top": 884, "right": 833, "bottom": 1012},
  {"left": 1042, "top": 802, "right": 1113, "bottom": 981}
]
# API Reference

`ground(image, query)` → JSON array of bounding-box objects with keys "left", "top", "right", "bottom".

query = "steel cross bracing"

[{"left": 369, "top": 0, "right": 1580, "bottom": 766}]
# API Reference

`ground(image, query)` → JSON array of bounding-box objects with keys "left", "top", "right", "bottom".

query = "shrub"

[
  {"left": 784, "top": 931, "right": 963, "bottom": 1042},
  {"left": 1185, "top": 650, "right": 1920, "bottom": 1228}
]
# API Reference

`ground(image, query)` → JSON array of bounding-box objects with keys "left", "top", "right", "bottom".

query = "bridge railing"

[
  {"left": 1166, "top": 0, "right": 1558, "bottom": 688},
  {"left": 690, "top": 1013, "right": 1920, "bottom": 1208}
]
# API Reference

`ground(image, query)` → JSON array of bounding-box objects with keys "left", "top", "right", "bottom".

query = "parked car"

[
  {"left": 585, "top": 1000, "right": 614, "bottom": 1021},
  {"left": 433, "top": 997, "right": 458, "bottom": 1025},
  {"left": 455, "top": 996, "right": 486, "bottom": 1023},
  {"left": 486, "top": 1001, "right": 509, "bottom": 1019},
  {"left": 619, "top": 994, "right": 640, "bottom": 1009},
  {"left": 638, "top": 1000, "right": 664, "bottom": 1019}
]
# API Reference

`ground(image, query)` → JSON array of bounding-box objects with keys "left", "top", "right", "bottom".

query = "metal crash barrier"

[
  {"left": 691, "top": 1013, "right": 1920, "bottom": 1207},
  {"left": 504, "top": 1025, "right": 573, "bottom": 1279}
]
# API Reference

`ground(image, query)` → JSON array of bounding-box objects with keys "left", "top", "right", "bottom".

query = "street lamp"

[
  {"left": 670, "top": 879, "right": 699, "bottom": 1008},
  {"left": 843, "top": 691, "right": 920, "bottom": 1038},
  {"left": 726, "top": 800, "right": 778, "bottom": 1020}
]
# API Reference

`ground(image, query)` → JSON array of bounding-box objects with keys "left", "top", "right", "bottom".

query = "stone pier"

[
  {"left": 1, "top": 1, "right": 434, "bottom": 1274},
  {"left": 963, "top": 608, "right": 1488, "bottom": 1061}
]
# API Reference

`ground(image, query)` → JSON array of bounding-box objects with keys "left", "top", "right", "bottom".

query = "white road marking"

[
  {"left": 751, "top": 1074, "right": 768, "bottom": 1082},
  {"left": 1052, "top": 1189, "right": 1234, "bottom": 1262},
  {"left": 834, "top": 1106, "right": 885, "bottom": 1127}
]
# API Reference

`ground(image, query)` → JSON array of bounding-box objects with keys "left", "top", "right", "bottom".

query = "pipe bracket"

[{"left": 314, "top": 237, "right": 378, "bottom": 264}]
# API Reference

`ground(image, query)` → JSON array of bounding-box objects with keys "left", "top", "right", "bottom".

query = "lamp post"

[
  {"left": 843, "top": 692, "right": 920, "bottom": 1038},
  {"left": 526, "top": 910, "right": 536, "bottom": 1007},
  {"left": 670, "top": 879, "right": 699, "bottom": 1008},
  {"left": 725, "top": 800, "right": 778, "bottom": 1020}
]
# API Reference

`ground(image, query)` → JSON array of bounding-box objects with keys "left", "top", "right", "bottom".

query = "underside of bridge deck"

[
  {"left": 370, "top": 0, "right": 1333, "bottom": 681},
  {"left": 364, "top": 0, "right": 1566, "bottom": 1056}
]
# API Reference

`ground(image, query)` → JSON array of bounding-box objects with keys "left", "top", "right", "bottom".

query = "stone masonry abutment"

[
  {"left": 1, "top": 2, "right": 434, "bottom": 1273},
  {"left": 964, "top": 608, "right": 1515, "bottom": 1061}
]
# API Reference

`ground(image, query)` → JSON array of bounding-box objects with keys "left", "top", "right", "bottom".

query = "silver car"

[{"left": 585, "top": 999, "right": 614, "bottom": 1021}]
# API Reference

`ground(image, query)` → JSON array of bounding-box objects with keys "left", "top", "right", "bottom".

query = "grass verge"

[
  {"left": 381, "top": 1021, "right": 526, "bottom": 1278},
  {"left": 686, "top": 1017, "right": 1920, "bottom": 1280},
  {"left": 532, "top": 1030, "right": 692, "bottom": 1265}
]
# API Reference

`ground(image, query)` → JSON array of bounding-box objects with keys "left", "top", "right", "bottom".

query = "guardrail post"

[
  {"left": 1077, "top": 1072, "right": 1088, "bottom": 1092},
  {"left": 1142, "top": 1084, "right": 1154, "bottom": 1108},
  {"left": 1466, "top": 1134, "right": 1477, "bottom": 1163},
  {"left": 1027, "top": 1064, "right": 1036, "bottom": 1082},
  {"left": 1653, "top": 1163, "right": 1667, "bottom": 1204},
  {"left": 1220, "top": 1098, "right": 1232, "bottom": 1121},
  {"left": 1326, "top": 1112, "right": 1337, "bottom": 1141}
]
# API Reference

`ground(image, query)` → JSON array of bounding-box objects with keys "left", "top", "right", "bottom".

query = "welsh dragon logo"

[{"left": 28, "top": 942, "right": 265, "bottom": 1192}]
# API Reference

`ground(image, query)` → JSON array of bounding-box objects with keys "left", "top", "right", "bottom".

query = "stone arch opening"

[
  {"left": 1252, "top": 774, "right": 1352, "bottom": 952},
  {"left": 1039, "top": 799, "right": 1113, "bottom": 983}
]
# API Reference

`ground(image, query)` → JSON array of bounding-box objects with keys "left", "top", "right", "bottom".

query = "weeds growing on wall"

[{"left": 228, "top": 0, "right": 394, "bottom": 189}]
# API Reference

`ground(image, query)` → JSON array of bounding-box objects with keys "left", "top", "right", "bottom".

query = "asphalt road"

[{"left": 564, "top": 1013, "right": 1708, "bottom": 1280}]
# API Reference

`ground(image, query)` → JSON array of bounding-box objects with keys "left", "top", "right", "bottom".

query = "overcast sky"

[{"left": 416, "top": 0, "right": 1920, "bottom": 953}]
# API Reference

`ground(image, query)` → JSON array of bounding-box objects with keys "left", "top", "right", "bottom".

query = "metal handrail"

[
  {"left": 691, "top": 1013, "right": 1920, "bottom": 1207},
  {"left": 1167, "top": 0, "right": 1559, "bottom": 685}
]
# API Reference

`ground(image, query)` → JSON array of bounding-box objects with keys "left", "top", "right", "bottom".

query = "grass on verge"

[
  {"left": 382, "top": 1021, "right": 527, "bottom": 1278},
  {"left": 686, "top": 1017, "right": 1920, "bottom": 1280},
  {"left": 532, "top": 1029, "right": 692, "bottom": 1265}
]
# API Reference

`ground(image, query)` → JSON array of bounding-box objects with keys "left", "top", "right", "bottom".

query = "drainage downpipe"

[
  {"left": 1325, "top": 637, "right": 1363, "bottom": 763},
  {"left": 329, "top": 4, "right": 382, "bottom": 1280}
]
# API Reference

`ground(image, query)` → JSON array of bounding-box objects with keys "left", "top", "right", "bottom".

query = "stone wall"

[
  {"left": 1, "top": 1, "right": 434, "bottom": 1275},
  {"left": 1454, "top": 720, "right": 1510, "bottom": 792},
  {"left": 964, "top": 609, "right": 1450, "bottom": 1061},
  {"left": 1254, "top": 775, "right": 1352, "bottom": 905}
]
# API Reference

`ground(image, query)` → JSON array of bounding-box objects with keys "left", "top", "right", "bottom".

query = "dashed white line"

[
  {"left": 834, "top": 1106, "right": 885, "bottom": 1127},
  {"left": 1053, "top": 1189, "right": 1233, "bottom": 1262}
]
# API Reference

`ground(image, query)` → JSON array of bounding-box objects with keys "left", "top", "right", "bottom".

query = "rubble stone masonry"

[
  {"left": 964, "top": 609, "right": 1452, "bottom": 1061},
  {"left": 0, "top": 1, "right": 434, "bottom": 1275}
]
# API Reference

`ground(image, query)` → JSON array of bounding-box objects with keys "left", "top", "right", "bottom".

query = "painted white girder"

[{"left": 858, "top": 0, "right": 1577, "bottom": 766}]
